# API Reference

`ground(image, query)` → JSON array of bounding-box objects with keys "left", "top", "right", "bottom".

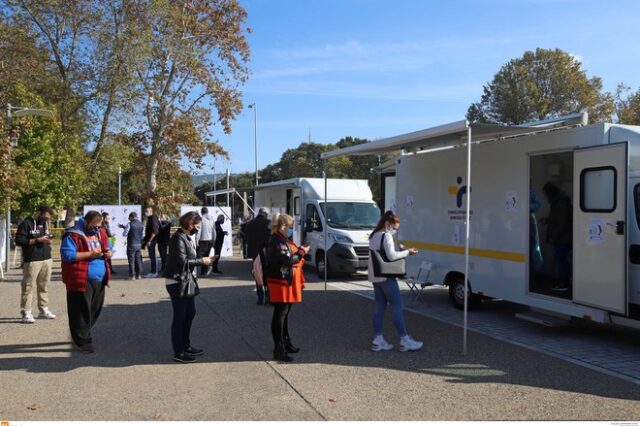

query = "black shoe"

[
  {"left": 173, "top": 353, "right": 197, "bottom": 363},
  {"left": 273, "top": 343, "right": 293, "bottom": 362},
  {"left": 186, "top": 346, "right": 204, "bottom": 356},
  {"left": 284, "top": 339, "right": 300, "bottom": 354}
]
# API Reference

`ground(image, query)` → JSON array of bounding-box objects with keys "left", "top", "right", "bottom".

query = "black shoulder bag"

[
  {"left": 370, "top": 233, "right": 406, "bottom": 278},
  {"left": 177, "top": 238, "right": 200, "bottom": 298}
]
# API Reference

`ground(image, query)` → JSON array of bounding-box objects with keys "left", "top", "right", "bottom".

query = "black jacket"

[
  {"left": 143, "top": 214, "right": 160, "bottom": 245},
  {"left": 546, "top": 195, "right": 572, "bottom": 245},
  {"left": 214, "top": 221, "right": 226, "bottom": 252},
  {"left": 163, "top": 229, "right": 206, "bottom": 281},
  {"left": 156, "top": 220, "right": 171, "bottom": 244},
  {"left": 14, "top": 217, "right": 52, "bottom": 262},
  {"left": 245, "top": 215, "right": 270, "bottom": 259},
  {"left": 265, "top": 233, "right": 305, "bottom": 286}
]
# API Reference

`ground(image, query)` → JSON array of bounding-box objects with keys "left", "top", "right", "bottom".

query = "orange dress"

[{"left": 267, "top": 238, "right": 306, "bottom": 303}]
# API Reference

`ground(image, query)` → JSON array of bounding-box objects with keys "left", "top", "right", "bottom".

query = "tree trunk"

[
  {"left": 64, "top": 206, "right": 76, "bottom": 228},
  {"left": 93, "top": 87, "right": 116, "bottom": 162},
  {"left": 147, "top": 153, "right": 159, "bottom": 195}
]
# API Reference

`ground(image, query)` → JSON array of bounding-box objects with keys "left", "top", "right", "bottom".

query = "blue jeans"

[
  {"left": 148, "top": 240, "right": 157, "bottom": 274},
  {"left": 373, "top": 277, "right": 407, "bottom": 337}
]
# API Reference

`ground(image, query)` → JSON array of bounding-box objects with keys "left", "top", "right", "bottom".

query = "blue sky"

[{"left": 203, "top": 0, "right": 640, "bottom": 176}]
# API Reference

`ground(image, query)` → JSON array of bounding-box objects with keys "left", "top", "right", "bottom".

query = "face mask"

[
  {"left": 86, "top": 226, "right": 99, "bottom": 236},
  {"left": 286, "top": 228, "right": 294, "bottom": 239},
  {"left": 145, "top": 212, "right": 152, "bottom": 217},
  {"left": 190, "top": 228, "right": 199, "bottom": 236}
]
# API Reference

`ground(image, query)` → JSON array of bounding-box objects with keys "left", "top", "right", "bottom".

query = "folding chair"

[{"left": 404, "top": 261, "right": 433, "bottom": 305}]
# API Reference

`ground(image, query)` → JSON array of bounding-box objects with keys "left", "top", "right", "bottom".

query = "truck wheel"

[
  {"left": 448, "top": 276, "right": 480, "bottom": 310},
  {"left": 316, "top": 251, "right": 331, "bottom": 279}
]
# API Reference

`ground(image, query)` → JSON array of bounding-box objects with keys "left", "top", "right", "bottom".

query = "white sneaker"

[
  {"left": 143, "top": 273, "right": 158, "bottom": 278},
  {"left": 21, "top": 311, "right": 36, "bottom": 324},
  {"left": 38, "top": 308, "right": 56, "bottom": 319},
  {"left": 399, "top": 335, "right": 423, "bottom": 352},
  {"left": 371, "top": 335, "right": 393, "bottom": 352},
  {"left": 129, "top": 276, "right": 137, "bottom": 281}
]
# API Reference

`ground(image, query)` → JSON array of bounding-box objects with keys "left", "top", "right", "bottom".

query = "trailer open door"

[
  {"left": 286, "top": 188, "right": 302, "bottom": 245},
  {"left": 573, "top": 142, "right": 628, "bottom": 314}
]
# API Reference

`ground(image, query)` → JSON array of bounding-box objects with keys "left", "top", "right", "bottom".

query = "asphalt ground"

[{"left": 1, "top": 256, "right": 639, "bottom": 421}]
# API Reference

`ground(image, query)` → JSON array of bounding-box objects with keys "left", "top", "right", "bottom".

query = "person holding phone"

[
  {"left": 60, "top": 210, "right": 113, "bottom": 353},
  {"left": 265, "top": 213, "right": 310, "bottom": 362},
  {"left": 368, "top": 211, "right": 422, "bottom": 353},
  {"left": 15, "top": 205, "right": 57, "bottom": 323}
]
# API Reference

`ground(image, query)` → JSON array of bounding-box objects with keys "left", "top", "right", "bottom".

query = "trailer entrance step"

[{"left": 515, "top": 311, "right": 571, "bottom": 328}]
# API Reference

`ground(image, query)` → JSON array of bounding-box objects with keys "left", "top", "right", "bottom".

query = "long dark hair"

[{"left": 369, "top": 210, "right": 400, "bottom": 239}]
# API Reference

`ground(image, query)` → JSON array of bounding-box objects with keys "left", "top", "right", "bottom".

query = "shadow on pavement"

[{"left": 0, "top": 259, "right": 639, "bottom": 405}]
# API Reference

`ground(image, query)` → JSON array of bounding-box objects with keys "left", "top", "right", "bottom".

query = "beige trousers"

[{"left": 20, "top": 258, "right": 53, "bottom": 312}]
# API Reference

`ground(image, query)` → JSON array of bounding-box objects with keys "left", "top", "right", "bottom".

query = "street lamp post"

[
  {"left": 248, "top": 102, "right": 258, "bottom": 186},
  {"left": 3, "top": 104, "right": 54, "bottom": 273}
]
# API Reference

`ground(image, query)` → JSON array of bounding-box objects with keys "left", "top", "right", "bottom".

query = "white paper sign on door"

[{"left": 588, "top": 218, "right": 604, "bottom": 243}]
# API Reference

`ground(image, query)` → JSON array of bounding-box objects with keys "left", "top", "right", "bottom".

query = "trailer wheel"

[
  {"left": 315, "top": 251, "right": 332, "bottom": 279},
  {"left": 448, "top": 276, "right": 480, "bottom": 310}
]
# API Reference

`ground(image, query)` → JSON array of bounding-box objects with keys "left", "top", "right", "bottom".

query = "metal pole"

[
  {"left": 118, "top": 166, "right": 122, "bottom": 205},
  {"left": 253, "top": 103, "right": 258, "bottom": 186},
  {"left": 463, "top": 125, "right": 472, "bottom": 356},
  {"left": 323, "top": 163, "right": 328, "bottom": 303},
  {"left": 213, "top": 157, "right": 217, "bottom": 206},
  {"left": 226, "top": 167, "right": 230, "bottom": 207},
  {"left": 5, "top": 104, "right": 11, "bottom": 273}
]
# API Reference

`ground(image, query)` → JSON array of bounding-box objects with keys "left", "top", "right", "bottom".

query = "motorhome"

[
  {"left": 322, "top": 114, "right": 640, "bottom": 329},
  {"left": 254, "top": 178, "right": 380, "bottom": 277}
]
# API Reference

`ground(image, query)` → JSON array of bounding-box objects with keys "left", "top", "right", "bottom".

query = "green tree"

[
  {"left": 467, "top": 48, "right": 615, "bottom": 125},
  {"left": 616, "top": 84, "right": 640, "bottom": 125},
  {"left": 126, "top": 0, "right": 250, "bottom": 199}
]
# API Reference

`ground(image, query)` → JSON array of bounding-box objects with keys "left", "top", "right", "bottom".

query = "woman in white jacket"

[{"left": 368, "top": 211, "right": 423, "bottom": 352}]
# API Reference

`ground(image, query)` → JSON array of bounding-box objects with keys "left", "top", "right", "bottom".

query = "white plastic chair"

[{"left": 404, "top": 261, "right": 433, "bottom": 305}]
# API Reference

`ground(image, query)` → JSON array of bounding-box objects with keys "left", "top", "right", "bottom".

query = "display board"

[
  {"left": 180, "top": 205, "right": 233, "bottom": 257},
  {"left": 83, "top": 205, "right": 142, "bottom": 260},
  {"left": 0, "top": 219, "right": 6, "bottom": 265}
]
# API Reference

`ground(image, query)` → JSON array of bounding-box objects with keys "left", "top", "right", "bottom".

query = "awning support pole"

[
  {"left": 463, "top": 126, "right": 472, "bottom": 356},
  {"left": 323, "top": 162, "right": 328, "bottom": 303}
]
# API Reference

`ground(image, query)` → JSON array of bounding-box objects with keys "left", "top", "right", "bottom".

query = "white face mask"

[{"left": 145, "top": 211, "right": 152, "bottom": 217}]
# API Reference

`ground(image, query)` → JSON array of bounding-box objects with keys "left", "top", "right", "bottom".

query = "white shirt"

[{"left": 368, "top": 230, "right": 409, "bottom": 283}]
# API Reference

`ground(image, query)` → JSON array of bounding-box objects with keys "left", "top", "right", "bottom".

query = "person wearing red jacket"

[{"left": 60, "top": 210, "right": 113, "bottom": 354}]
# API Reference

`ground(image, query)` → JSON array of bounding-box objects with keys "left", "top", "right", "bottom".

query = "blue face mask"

[
  {"left": 286, "top": 228, "right": 294, "bottom": 239},
  {"left": 86, "top": 226, "right": 99, "bottom": 236}
]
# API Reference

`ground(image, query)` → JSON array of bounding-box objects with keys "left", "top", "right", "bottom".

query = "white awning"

[{"left": 321, "top": 112, "right": 587, "bottom": 159}]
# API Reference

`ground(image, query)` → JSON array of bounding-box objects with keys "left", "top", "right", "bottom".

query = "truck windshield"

[{"left": 319, "top": 202, "right": 381, "bottom": 230}]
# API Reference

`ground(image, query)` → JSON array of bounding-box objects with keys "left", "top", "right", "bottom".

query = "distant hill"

[{"left": 191, "top": 173, "right": 239, "bottom": 187}]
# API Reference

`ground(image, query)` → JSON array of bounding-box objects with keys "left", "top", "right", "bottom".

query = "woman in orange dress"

[{"left": 265, "top": 213, "right": 310, "bottom": 362}]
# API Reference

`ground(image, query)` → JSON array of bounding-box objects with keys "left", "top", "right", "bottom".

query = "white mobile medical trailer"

[
  {"left": 322, "top": 113, "right": 640, "bottom": 329},
  {"left": 254, "top": 178, "right": 380, "bottom": 277}
]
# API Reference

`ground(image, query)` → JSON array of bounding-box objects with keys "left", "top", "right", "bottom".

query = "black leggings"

[{"left": 271, "top": 302, "right": 292, "bottom": 344}]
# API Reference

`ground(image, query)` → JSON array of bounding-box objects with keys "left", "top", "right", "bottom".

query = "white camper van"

[
  {"left": 254, "top": 178, "right": 380, "bottom": 277},
  {"left": 322, "top": 114, "right": 640, "bottom": 329}
]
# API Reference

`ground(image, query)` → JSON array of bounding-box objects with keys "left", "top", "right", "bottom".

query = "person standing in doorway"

[
  {"left": 120, "top": 212, "right": 144, "bottom": 280},
  {"left": 542, "top": 182, "right": 573, "bottom": 292},
  {"left": 197, "top": 207, "right": 215, "bottom": 276},
  {"left": 142, "top": 206, "right": 160, "bottom": 278},
  {"left": 368, "top": 211, "right": 422, "bottom": 352},
  {"left": 211, "top": 214, "right": 228, "bottom": 274},
  {"left": 60, "top": 210, "right": 113, "bottom": 353},
  {"left": 265, "top": 213, "right": 310, "bottom": 362},
  {"left": 14, "top": 205, "right": 57, "bottom": 323},
  {"left": 246, "top": 207, "right": 271, "bottom": 304},
  {"left": 157, "top": 212, "right": 172, "bottom": 274},
  {"left": 101, "top": 212, "right": 116, "bottom": 275}
]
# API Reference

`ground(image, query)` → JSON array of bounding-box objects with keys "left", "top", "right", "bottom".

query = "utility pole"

[{"left": 118, "top": 166, "right": 122, "bottom": 205}]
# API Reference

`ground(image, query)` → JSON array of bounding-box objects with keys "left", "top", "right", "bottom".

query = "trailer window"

[
  {"left": 294, "top": 197, "right": 300, "bottom": 216},
  {"left": 580, "top": 166, "right": 616, "bottom": 212}
]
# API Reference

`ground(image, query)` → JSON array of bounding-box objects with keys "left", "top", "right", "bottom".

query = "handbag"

[
  {"left": 370, "top": 232, "right": 406, "bottom": 278},
  {"left": 177, "top": 260, "right": 200, "bottom": 298}
]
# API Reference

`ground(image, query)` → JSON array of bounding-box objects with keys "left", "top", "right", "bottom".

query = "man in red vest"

[{"left": 60, "top": 210, "right": 113, "bottom": 353}]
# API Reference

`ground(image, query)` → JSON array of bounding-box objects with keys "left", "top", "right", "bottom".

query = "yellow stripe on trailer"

[{"left": 403, "top": 240, "right": 525, "bottom": 263}]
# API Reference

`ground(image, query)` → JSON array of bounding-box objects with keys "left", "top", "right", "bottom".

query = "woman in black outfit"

[
  {"left": 163, "top": 212, "right": 213, "bottom": 363},
  {"left": 211, "top": 214, "right": 228, "bottom": 274}
]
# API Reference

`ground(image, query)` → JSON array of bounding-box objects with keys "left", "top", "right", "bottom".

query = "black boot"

[
  {"left": 284, "top": 337, "right": 300, "bottom": 354},
  {"left": 273, "top": 341, "right": 293, "bottom": 362},
  {"left": 263, "top": 288, "right": 270, "bottom": 306},
  {"left": 256, "top": 285, "right": 264, "bottom": 305}
]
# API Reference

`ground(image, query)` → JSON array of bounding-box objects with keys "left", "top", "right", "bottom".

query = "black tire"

[
  {"left": 448, "top": 275, "right": 480, "bottom": 310},
  {"left": 315, "top": 250, "right": 332, "bottom": 279}
]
